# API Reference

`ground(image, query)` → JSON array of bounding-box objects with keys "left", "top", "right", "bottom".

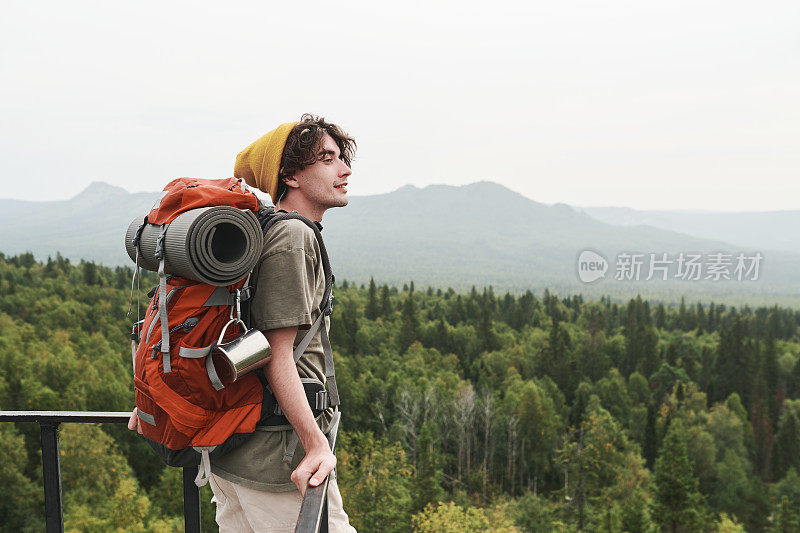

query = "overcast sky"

[{"left": 1, "top": 0, "right": 797, "bottom": 211}]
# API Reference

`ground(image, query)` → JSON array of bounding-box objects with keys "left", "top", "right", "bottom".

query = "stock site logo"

[{"left": 577, "top": 250, "right": 608, "bottom": 283}]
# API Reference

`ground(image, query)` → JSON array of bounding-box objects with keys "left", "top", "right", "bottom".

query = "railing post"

[
  {"left": 40, "top": 422, "right": 64, "bottom": 533},
  {"left": 182, "top": 464, "right": 201, "bottom": 533}
]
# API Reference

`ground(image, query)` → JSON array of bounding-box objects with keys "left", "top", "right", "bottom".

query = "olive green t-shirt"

[{"left": 210, "top": 217, "right": 334, "bottom": 492}]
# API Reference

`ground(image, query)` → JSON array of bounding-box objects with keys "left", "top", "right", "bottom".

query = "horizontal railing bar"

[
  {"left": 0, "top": 411, "right": 131, "bottom": 424},
  {"left": 0, "top": 410, "right": 201, "bottom": 532}
]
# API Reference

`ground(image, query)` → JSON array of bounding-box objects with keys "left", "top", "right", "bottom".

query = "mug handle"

[{"left": 217, "top": 318, "right": 248, "bottom": 346}]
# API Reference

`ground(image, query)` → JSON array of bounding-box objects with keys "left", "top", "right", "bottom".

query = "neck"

[{"left": 276, "top": 194, "right": 325, "bottom": 222}]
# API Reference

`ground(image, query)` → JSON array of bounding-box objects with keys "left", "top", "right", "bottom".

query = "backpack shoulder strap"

[
  {"left": 250, "top": 206, "right": 339, "bottom": 407},
  {"left": 258, "top": 207, "right": 333, "bottom": 312}
]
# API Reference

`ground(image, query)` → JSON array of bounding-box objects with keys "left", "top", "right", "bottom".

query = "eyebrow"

[{"left": 317, "top": 149, "right": 337, "bottom": 158}]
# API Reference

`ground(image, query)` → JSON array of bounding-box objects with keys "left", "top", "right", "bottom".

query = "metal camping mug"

[{"left": 211, "top": 318, "right": 272, "bottom": 382}]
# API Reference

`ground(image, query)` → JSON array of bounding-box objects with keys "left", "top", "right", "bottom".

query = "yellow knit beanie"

[{"left": 234, "top": 121, "right": 299, "bottom": 202}]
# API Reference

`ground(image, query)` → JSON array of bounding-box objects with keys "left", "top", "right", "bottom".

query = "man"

[
  {"left": 130, "top": 114, "right": 357, "bottom": 532},
  {"left": 211, "top": 114, "right": 356, "bottom": 532}
]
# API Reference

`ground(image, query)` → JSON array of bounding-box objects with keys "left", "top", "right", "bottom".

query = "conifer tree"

[
  {"left": 398, "top": 290, "right": 419, "bottom": 353},
  {"left": 542, "top": 318, "right": 571, "bottom": 394},
  {"left": 774, "top": 400, "right": 800, "bottom": 479},
  {"left": 651, "top": 422, "right": 704, "bottom": 532},
  {"left": 366, "top": 277, "right": 379, "bottom": 320},
  {"left": 713, "top": 315, "right": 755, "bottom": 407},
  {"left": 379, "top": 284, "right": 392, "bottom": 316}
]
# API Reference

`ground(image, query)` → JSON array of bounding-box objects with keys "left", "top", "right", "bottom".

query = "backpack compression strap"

[{"left": 155, "top": 224, "right": 173, "bottom": 373}]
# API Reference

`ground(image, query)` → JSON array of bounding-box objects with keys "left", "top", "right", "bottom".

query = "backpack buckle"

[
  {"left": 230, "top": 289, "right": 242, "bottom": 321},
  {"left": 131, "top": 320, "right": 144, "bottom": 342},
  {"left": 154, "top": 225, "right": 168, "bottom": 261},
  {"left": 132, "top": 216, "right": 148, "bottom": 248},
  {"left": 155, "top": 233, "right": 165, "bottom": 260},
  {"left": 315, "top": 390, "right": 329, "bottom": 411},
  {"left": 239, "top": 286, "right": 252, "bottom": 301}
]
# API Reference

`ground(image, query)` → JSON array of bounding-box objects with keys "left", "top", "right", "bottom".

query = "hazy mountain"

[
  {"left": 576, "top": 205, "right": 800, "bottom": 255},
  {"left": 322, "top": 182, "right": 798, "bottom": 304},
  {"left": 0, "top": 182, "right": 160, "bottom": 266},
  {"left": 1, "top": 181, "right": 797, "bottom": 305}
]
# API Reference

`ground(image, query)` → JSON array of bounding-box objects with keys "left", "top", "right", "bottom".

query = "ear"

[{"left": 280, "top": 173, "right": 300, "bottom": 189}]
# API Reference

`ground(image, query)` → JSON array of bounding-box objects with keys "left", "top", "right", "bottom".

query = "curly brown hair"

[{"left": 275, "top": 114, "right": 356, "bottom": 203}]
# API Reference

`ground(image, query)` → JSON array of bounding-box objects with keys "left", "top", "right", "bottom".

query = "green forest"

[{"left": 2, "top": 251, "right": 800, "bottom": 532}]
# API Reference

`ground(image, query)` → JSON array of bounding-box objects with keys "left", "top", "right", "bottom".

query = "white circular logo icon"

[{"left": 577, "top": 250, "right": 608, "bottom": 283}]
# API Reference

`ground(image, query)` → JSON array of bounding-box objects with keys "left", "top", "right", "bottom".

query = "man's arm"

[{"left": 263, "top": 325, "right": 336, "bottom": 495}]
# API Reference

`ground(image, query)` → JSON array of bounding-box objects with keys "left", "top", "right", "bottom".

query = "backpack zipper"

[{"left": 151, "top": 318, "right": 200, "bottom": 359}]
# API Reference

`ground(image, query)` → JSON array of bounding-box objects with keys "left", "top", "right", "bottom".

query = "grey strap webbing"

[
  {"left": 179, "top": 345, "right": 212, "bottom": 358},
  {"left": 320, "top": 322, "right": 339, "bottom": 407},
  {"left": 193, "top": 447, "right": 215, "bottom": 487},
  {"left": 158, "top": 257, "right": 171, "bottom": 373},
  {"left": 278, "top": 314, "right": 324, "bottom": 466},
  {"left": 293, "top": 309, "right": 326, "bottom": 363},
  {"left": 281, "top": 309, "right": 337, "bottom": 465},
  {"left": 278, "top": 307, "right": 333, "bottom": 465},
  {"left": 137, "top": 409, "right": 156, "bottom": 426},
  {"left": 282, "top": 430, "right": 301, "bottom": 464},
  {"left": 203, "top": 286, "right": 235, "bottom": 307},
  {"left": 156, "top": 224, "right": 171, "bottom": 373},
  {"left": 206, "top": 352, "right": 225, "bottom": 391},
  {"left": 144, "top": 287, "right": 181, "bottom": 345}
]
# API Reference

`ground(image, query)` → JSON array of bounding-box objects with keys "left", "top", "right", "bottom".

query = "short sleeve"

[{"left": 249, "top": 220, "right": 319, "bottom": 332}]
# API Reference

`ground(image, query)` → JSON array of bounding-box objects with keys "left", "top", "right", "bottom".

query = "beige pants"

[{"left": 208, "top": 472, "right": 357, "bottom": 533}]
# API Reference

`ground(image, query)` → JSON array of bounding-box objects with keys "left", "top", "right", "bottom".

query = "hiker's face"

[{"left": 291, "top": 133, "right": 351, "bottom": 210}]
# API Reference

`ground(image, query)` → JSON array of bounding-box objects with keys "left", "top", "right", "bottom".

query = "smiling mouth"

[{"left": 334, "top": 182, "right": 348, "bottom": 190}]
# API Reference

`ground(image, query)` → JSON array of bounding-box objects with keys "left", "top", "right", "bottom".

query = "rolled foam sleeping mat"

[{"left": 125, "top": 207, "right": 263, "bottom": 285}]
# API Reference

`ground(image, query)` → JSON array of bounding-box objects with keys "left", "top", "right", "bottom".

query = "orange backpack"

[{"left": 129, "top": 177, "right": 336, "bottom": 486}]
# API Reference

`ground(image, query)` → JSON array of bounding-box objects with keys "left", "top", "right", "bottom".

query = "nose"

[{"left": 338, "top": 159, "right": 352, "bottom": 179}]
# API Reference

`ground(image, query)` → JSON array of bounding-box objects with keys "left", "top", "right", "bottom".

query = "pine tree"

[
  {"left": 643, "top": 402, "right": 658, "bottom": 470},
  {"left": 478, "top": 289, "right": 497, "bottom": 352},
  {"left": 379, "top": 284, "right": 392, "bottom": 316},
  {"left": 651, "top": 422, "right": 704, "bottom": 532},
  {"left": 398, "top": 291, "right": 419, "bottom": 353},
  {"left": 542, "top": 318, "right": 571, "bottom": 394},
  {"left": 774, "top": 400, "right": 800, "bottom": 479},
  {"left": 776, "top": 497, "right": 800, "bottom": 533},
  {"left": 695, "top": 303, "right": 706, "bottom": 333},
  {"left": 762, "top": 332, "right": 779, "bottom": 423},
  {"left": 366, "top": 277, "right": 379, "bottom": 320},
  {"left": 713, "top": 315, "right": 755, "bottom": 407},
  {"left": 655, "top": 303, "right": 666, "bottom": 329},
  {"left": 678, "top": 296, "right": 688, "bottom": 331}
]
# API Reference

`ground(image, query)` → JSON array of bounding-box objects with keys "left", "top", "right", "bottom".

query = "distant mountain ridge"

[
  {"left": 1, "top": 181, "right": 797, "bottom": 305},
  {"left": 576, "top": 205, "right": 800, "bottom": 255}
]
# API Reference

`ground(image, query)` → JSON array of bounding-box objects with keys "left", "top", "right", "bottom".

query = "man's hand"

[
  {"left": 127, "top": 407, "right": 143, "bottom": 434},
  {"left": 291, "top": 441, "right": 336, "bottom": 496}
]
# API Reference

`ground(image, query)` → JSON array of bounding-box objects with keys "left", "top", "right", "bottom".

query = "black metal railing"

[
  {"left": 0, "top": 411, "right": 201, "bottom": 533},
  {"left": 0, "top": 410, "right": 337, "bottom": 533},
  {"left": 296, "top": 411, "right": 340, "bottom": 533}
]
